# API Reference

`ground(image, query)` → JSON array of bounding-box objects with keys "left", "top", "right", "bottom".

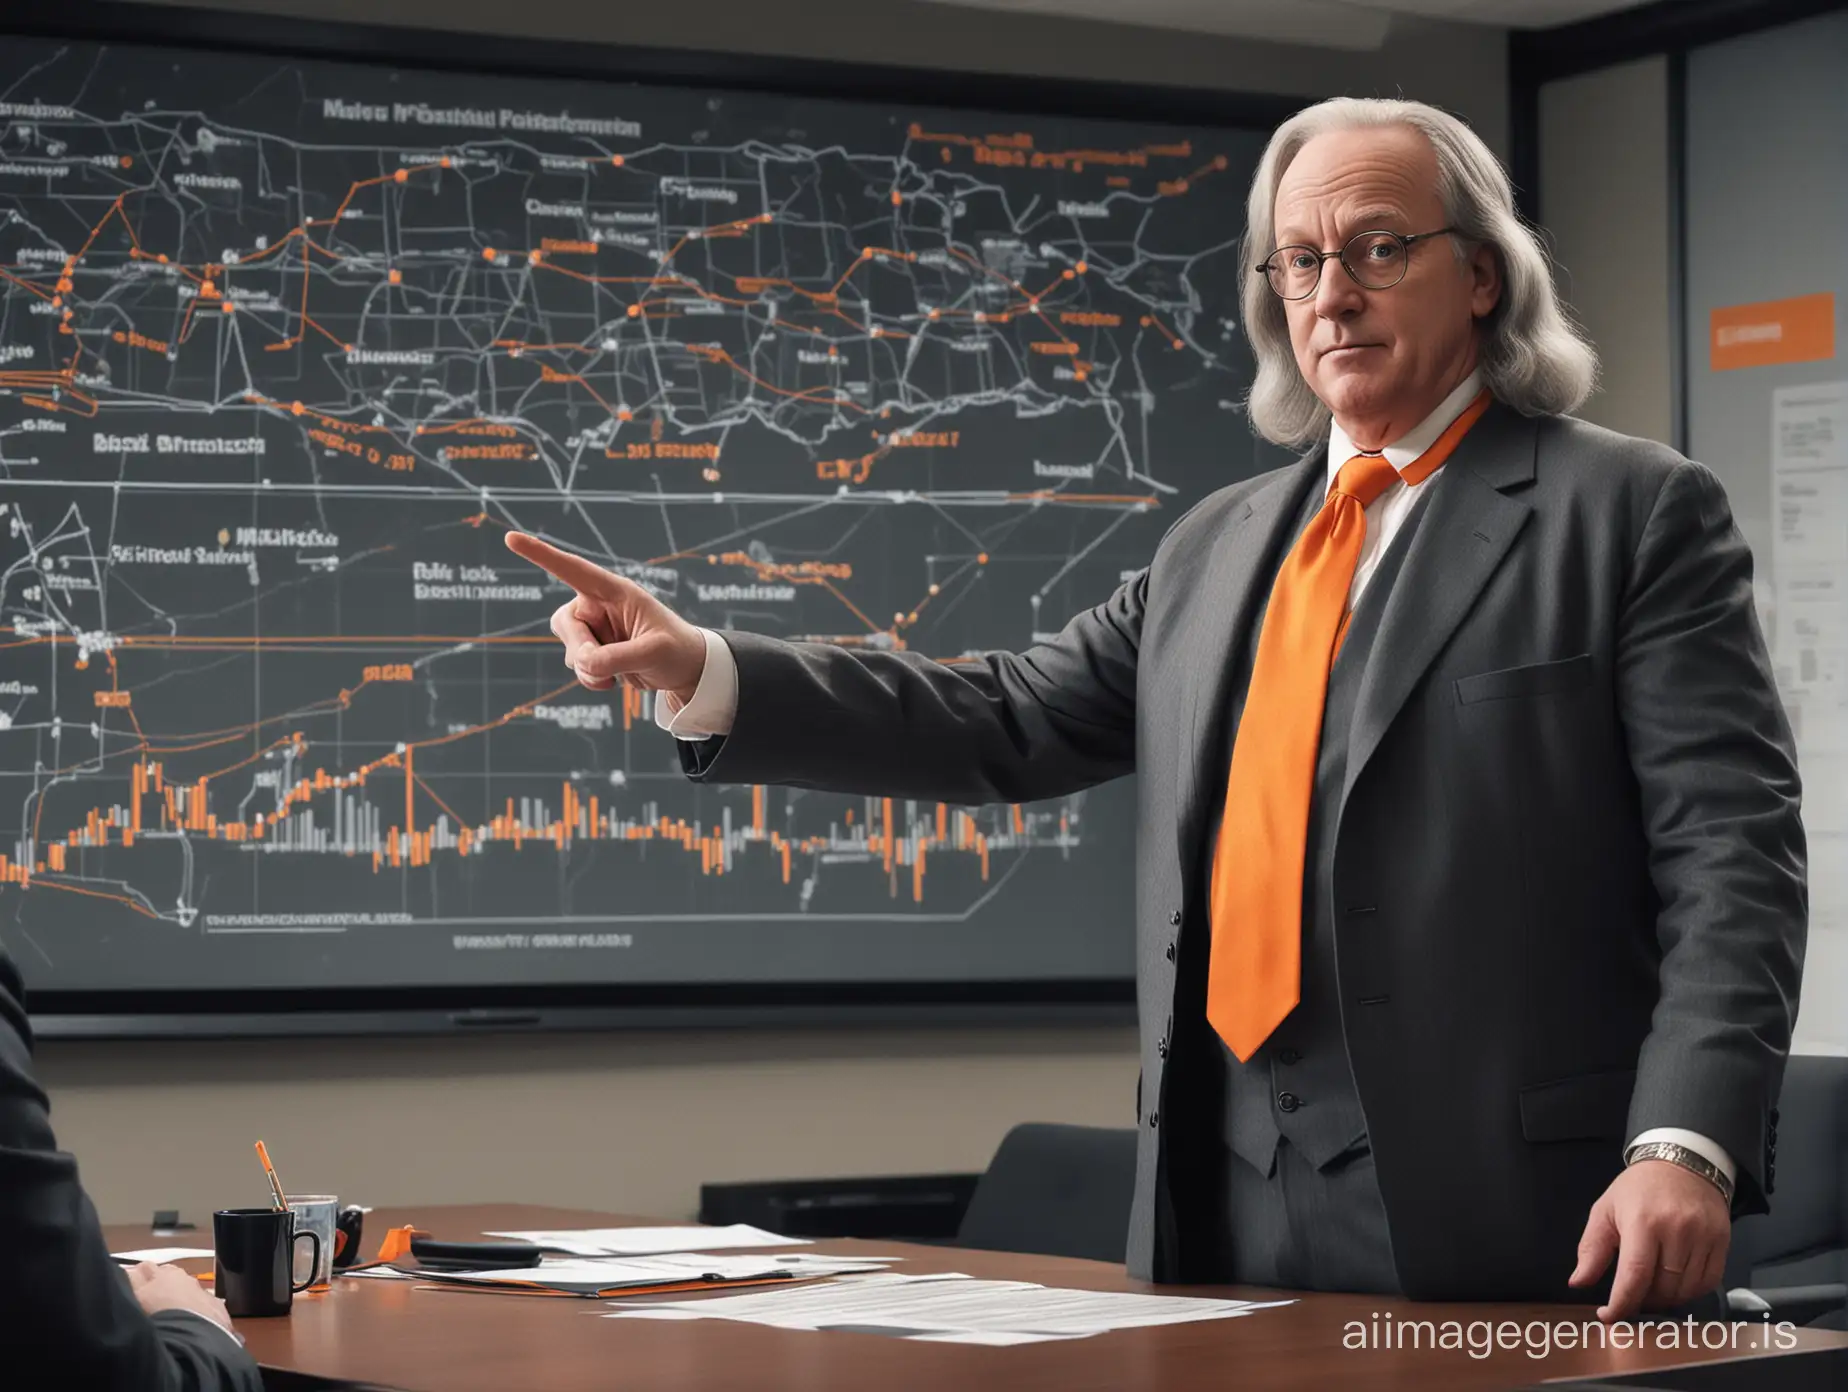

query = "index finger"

[
  {"left": 504, "top": 532, "right": 620, "bottom": 597},
  {"left": 1601, "top": 1233, "right": 1659, "bottom": 1322}
]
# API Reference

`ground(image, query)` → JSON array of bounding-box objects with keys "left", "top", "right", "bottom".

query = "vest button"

[
  {"left": 1148, "top": 1111, "right": 1160, "bottom": 1128},
  {"left": 1277, "top": 1048, "right": 1301, "bottom": 1065},
  {"left": 1157, "top": 1038, "right": 1169, "bottom": 1059},
  {"left": 1164, "top": 941, "right": 1176, "bottom": 962},
  {"left": 1277, "top": 1091, "right": 1301, "bottom": 1113}
]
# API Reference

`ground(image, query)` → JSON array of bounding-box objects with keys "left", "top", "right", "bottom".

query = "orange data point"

[
  {"left": 394, "top": 168, "right": 408, "bottom": 183},
  {"left": 890, "top": 190, "right": 902, "bottom": 205},
  {"left": 388, "top": 269, "right": 402, "bottom": 284},
  {"left": 483, "top": 248, "right": 497, "bottom": 261}
]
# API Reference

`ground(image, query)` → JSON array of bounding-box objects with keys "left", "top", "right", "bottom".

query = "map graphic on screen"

[{"left": 0, "top": 35, "right": 1271, "bottom": 995}]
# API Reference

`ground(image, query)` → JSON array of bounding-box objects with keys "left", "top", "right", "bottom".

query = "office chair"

[
  {"left": 953, "top": 1122, "right": 1138, "bottom": 1264},
  {"left": 1724, "top": 1054, "right": 1848, "bottom": 1329}
]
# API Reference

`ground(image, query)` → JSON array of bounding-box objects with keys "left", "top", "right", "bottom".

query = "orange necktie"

[{"left": 1206, "top": 390, "right": 1491, "bottom": 1062}]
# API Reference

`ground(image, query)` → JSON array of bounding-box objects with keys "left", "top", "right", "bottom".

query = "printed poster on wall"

[{"left": 1771, "top": 382, "right": 1848, "bottom": 1052}]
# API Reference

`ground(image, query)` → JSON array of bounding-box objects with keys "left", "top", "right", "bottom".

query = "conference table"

[{"left": 107, "top": 1204, "right": 1848, "bottom": 1391}]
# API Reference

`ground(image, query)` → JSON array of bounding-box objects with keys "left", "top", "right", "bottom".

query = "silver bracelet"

[{"left": 1623, "top": 1140, "right": 1735, "bottom": 1206}]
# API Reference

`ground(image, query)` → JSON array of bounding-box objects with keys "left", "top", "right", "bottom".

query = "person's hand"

[
  {"left": 1569, "top": 1160, "right": 1731, "bottom": 1321},
  {"left": 125, "top": 1261, "right": 236, "bottom": 1333},
  {"left": 503, "top": 533, "right": 708, "bottom": 704}
]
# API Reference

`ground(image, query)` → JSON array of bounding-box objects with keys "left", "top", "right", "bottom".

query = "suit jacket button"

[
  {"left": 1277, "top": 1091, "right": 1301, "bottom": 1113},
  {"left": 1169, "top": 909, "right": 1182, "bottom": 926},
  {"left": 1157, "top": 1038, "right": 1169, "bottom": 1059},
  {"left": 1277, "top": 1048, "right": 1301, "bottom": 1065},
  {"left": 1148, "top": 1111, "right": 1159, "bottom": 1128},
  {"left": 1165, "top": 942, "right": 1176, "bottom": 962}
]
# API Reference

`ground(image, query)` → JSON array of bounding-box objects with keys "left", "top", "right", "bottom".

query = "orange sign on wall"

[{"left": 1710, "top": 292, "right": 1836, "bottom": 371}]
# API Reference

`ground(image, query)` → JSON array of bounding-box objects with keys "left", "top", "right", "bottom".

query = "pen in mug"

[{"left": 254, "top": 1141, "right": 290, "bottom": 1212}]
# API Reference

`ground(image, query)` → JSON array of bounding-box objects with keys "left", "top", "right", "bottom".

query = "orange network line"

[
  {"left": 0, "top": 633, "right": 555, "bottom": 650},
  {"left": 15, "top": 166, "right": 1179, "bottom": 427}
]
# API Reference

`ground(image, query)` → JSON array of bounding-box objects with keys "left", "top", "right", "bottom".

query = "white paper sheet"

[
  {"left": 481, "top": 1223, "right": 810, "bottom": 1257},
  {"left": 112, "top": 1248, "right": 215, "bottom": 1263},
  {"left": 604, "top": 1271, "right": 1292, "bottom": 1342}
]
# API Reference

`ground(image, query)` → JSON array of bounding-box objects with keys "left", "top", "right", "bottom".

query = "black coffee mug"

[{"left": 213, "top": 1207, "right": 319, "bottom": 1317}]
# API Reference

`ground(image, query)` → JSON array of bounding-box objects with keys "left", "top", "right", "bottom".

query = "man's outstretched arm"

[{"left": 507, "top": 531, "right": 1145, "bottom": 805}]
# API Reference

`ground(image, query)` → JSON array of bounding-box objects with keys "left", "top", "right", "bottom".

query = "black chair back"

[
  {"left": 1724, "top": 1054, "right": 1848, "bottom": 1327},
  {"left": 954, "top": 1122, "right": 1138, "bottom": 1264}
]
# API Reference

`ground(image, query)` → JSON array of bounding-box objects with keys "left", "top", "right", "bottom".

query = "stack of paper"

[
  {"left": 605, "top": 1271, "right": 1293, "bottom": 1344},
  {"left": 480, "top": 1224, "right": 809, "bottom": 1257},
  {"left": 111, "top": 1248, "right": 216, "bottom": 1264},
  {"left": 431, "top": 1252, "right": 893, "bottom": 1293},
  {"left": 352, "top": 1249, "right": 899, "bottom": 1296}
]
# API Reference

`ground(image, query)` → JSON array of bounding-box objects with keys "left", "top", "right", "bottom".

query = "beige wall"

[
  {"left": 50, "top": 1, "right": 1508, "bottom": 1226},
  {"left": 1538, "top": 56, "right": 1676, "bottom": 446},
  {"left": 40, "top": 1024, "right": 1137, "bottom": 1225}
]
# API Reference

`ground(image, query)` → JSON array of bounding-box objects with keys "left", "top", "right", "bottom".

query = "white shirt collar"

[{"left": 1326, "top": 368, "right": 1485, "bottom": 486}]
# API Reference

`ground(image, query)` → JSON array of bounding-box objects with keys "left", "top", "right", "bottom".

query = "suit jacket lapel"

[
  {"left": 1341, "top": 402, "right": 1538, "bottom": 814},
  {"left": 1175, "top": 451, "right": 1324, "bottom": 860}
]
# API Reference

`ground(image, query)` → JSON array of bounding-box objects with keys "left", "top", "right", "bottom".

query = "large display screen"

[{"left": 0, "top": 25, "right": 1277, "bottom": 1015}]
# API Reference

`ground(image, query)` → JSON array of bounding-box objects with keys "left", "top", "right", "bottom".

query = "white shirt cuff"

[
  {"left": 1627, "top": 1127, "right": 1736, "bottom": 1184},
  {"left": 652, "top": 628, "right": 738, "bottom": 740}
]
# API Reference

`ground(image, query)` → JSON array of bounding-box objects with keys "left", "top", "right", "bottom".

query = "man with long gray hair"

[{"left": 506, "top": 97, "right": 1805, "bottom": 1316}]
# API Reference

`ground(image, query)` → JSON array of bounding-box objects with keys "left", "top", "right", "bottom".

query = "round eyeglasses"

[{"left": 1255, "top": 227, "right": 1457, "bottom": 300}]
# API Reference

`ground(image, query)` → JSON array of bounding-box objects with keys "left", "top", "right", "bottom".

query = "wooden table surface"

[{"left": 108, "top": 1204, "right": 1848, "bottom": 1392}]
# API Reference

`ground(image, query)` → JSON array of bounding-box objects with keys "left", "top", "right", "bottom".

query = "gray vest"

[{"left": 1215, "top": 471, "right": 1439, "bottom": 1177}]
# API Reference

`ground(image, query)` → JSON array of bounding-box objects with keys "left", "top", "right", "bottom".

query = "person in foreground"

[
  {"left": 0, "top": 946, "right": 261, "bottom": 1390},
  {"left": 507, "top": 96, "right": 1804, "bottom": 1318}
]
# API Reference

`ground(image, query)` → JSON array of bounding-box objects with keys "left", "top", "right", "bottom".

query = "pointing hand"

[{"left": 504, "top": 533, "right": 707, "bottom": 703}]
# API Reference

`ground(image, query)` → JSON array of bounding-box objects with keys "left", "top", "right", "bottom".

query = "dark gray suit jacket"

[
  {"left": 0, "top": 949, "right": 263, "bottom": 1391},
  {"left": 680, "top": 401, "right": 1806, "bottom": 1298}
]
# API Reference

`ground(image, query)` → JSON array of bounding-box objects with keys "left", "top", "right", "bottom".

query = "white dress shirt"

[
  {"left": 645, "top": 369, "right": 1735, "bottom": 1189},
  {"left": 1328, "top": 368, "right": 1482, "bottom": 612}
]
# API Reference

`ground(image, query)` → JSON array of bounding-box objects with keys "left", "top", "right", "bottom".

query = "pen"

[{"left": 254, "top": 1140, "right": 290, "bottom": 1212}]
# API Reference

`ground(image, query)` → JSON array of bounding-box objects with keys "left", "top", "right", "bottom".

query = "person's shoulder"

[{"left": 1533, "top": 412, "right": 1692, "bottom": 487}]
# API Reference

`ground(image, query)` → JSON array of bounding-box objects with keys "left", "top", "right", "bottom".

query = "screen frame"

[{"left": 5, "top": 0, "right": 1295, "bottom": 1039}]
